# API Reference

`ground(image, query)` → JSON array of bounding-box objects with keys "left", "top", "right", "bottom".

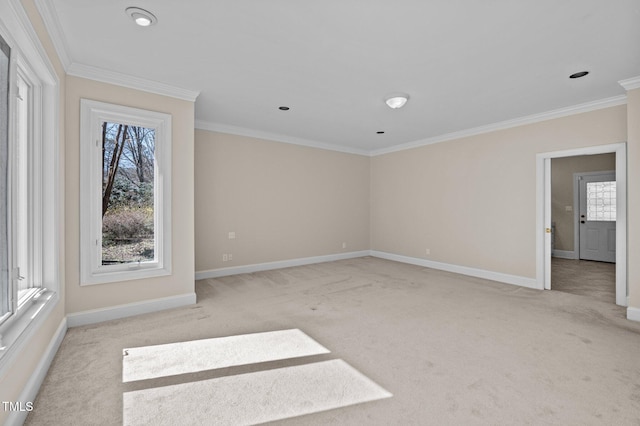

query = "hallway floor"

[{"left": 551, "top": 257, "right": 616, "bottom": 304}]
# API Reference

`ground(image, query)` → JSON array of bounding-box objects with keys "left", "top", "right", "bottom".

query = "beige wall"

[
  {"left": 194, "top": 131, "right": 370, "bottom": 272},
  {"left": 627, "top": 88, "right": 640, "bottom": 307},
  {"left": 65, "top": 76, "right": 195, "bottom": 313},
  {"left": 0, "top": 0, "right": 66, "bottom": 423},
  {"left": 371, "top": 105, "right": 627, "bottom": 279},
  {"left": 551, "top": 154, "right": 616, "bottom": 252}
]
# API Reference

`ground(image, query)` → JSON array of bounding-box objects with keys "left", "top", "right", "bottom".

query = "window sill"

[
  {"left": 81, "top": 265, "right": 171, "bottom": 286},
  {"left": 0, "top": 290, "right": 58, "bottom": 375}
]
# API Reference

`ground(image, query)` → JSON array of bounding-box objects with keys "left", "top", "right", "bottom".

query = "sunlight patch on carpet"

[
  {"left": 122, "top": 329, "right": 330, "bottom": 382},
  {"left": 123, "top": 359, "right": 392, "bottom": 425}
]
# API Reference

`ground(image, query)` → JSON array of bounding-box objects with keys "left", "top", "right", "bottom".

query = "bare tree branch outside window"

[{"left": 101, "top": 121, "right": 155, "bottom": 264}]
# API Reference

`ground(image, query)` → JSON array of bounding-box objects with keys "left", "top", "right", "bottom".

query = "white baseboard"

[
  {"left": 370, "top": 250, "right": 541, "bottom": 289},
  {"left": 627, "top": 307, "right": 640, "bottom": 322},
  {"left": 552, "top": 250, "right": 578, "bottom": 260},
  {"left": 5, "top": 318, "right": 67, "bottom": 426},
  {"left": 195, "top": 250, "right": 370, "bottom": 280},
  {"left": 66, "top": 292, "right": 197, "bottom": 327}
]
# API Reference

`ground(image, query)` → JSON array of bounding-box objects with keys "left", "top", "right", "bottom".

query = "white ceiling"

[{"left": 43, "top": 0, "right": 640, "bottom": 154}]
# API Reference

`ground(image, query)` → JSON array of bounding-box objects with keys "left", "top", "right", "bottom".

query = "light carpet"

[
  {"left": 25, "top": 257, "right": 640, "bottom": 425},
  {"left": 122, "top": 328, "right": 330, "bottom": 382},
  {"left": 123, "top": 359, "right": 392, "bottom": 425}
]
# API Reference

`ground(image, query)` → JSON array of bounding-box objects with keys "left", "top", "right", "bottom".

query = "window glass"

[
  {"left": 0, "top": 35, "right": 9, "bottom": 321},
  {"left": 16, "top": 73, "right": 31, "bottom": 300},
  {"left": 586, "top": 181, "right": 616, "bottom": 221},
  {"left": 101, "top": 122, "right": 155, "bottom": 265}
]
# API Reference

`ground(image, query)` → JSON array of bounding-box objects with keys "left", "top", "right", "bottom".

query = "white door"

[{"left": 578, "top": 172, "right": 616, "bottom": 263}]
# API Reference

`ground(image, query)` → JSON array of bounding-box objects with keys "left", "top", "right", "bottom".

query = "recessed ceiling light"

[
  {"left": 569, "top": 71, "right": 589, "bottom": 79},
  {"left": 126, "top": 7, "right": 157, "bottom": 27},
  {"left": 278, "top": 106, "right": 290, "bottom": 111},
  {"left": 385, "top": 93, "right": 409, "bottom": 109}
]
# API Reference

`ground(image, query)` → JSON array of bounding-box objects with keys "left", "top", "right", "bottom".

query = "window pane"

[
  {"left": 16, "top": 74, "right": 30, "bottom": 295},
  {"left": 0, "top": 35, "right": 10, "bottom": 320},
  {"left": 586, "top": 181, "right": 616, "bottom": 221},
  {"left": 101, "top": 122, "right": 155, "bottom": 265}
]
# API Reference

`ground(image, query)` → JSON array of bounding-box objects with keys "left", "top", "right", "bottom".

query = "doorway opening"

[{"left": 536, "top": 143, "right": 627, "bottom": 306}]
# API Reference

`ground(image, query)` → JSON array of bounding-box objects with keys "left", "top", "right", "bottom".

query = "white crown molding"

[
  {"left": 619, "top": 76, "right": 640, "bottom": 91},
  {"left": 370, "top": 95, "right": 628, "bottom": 156},
  {"left": 33, "top": 0, "right": 200, "bottom": 102},
  {"left": 1, "top": 0, "right": 59, "bottom": 87},
  {"left": 34, "top": 0, "right": 72, "bottom": 70},
  {"left": 195, "top": 120, "right": 370, "bottom": 157},
  {"left": 68, "top": 62, "right": 200, "bottom": 102}
]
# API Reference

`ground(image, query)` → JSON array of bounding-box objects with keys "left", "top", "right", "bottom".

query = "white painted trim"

[
  {"left": 3, "top": 0, "right": 59, "bottom": 87},
  {"left": 33, "top": 0, "right": 72, "bottom": 70},
  {"left": 552, "top": 250, "right": 577, "bottom": 260},
  {"left": 371, "top": 95, "right": 627, "bottom": 156},
  {"left": 537, "top": 143, "right": 627, "bottom": 306},
  {"left": 370, "top": 251, "right": 540, "bottom": 289},
  {"left": 79, "top": 99, "right": 172, "bottom": 286},
  {"left": 197, "top": 249, "right": 540, "bottom": 289},
  {"left": 535, "top": 157, "right": 546, "bottom": 289},
  {"left": 627, "top": 307, "right": 640, "bottom": 322},
  {"left": 619, "top": 76, "right": 640, "bottom": 91},
  {"left": 66, "top": 293, "right": 196, "bottom": 328},
  {"left": 4, "top": 317, "right": 67, "bottom": 426},
  {"left": 195, "top": 120, "right": 370, "bottom": 157},
  {"left": 0, "top": 294, "right": 59, "bottom": 377},
  {"left": 544, "top": 158, "right": 552, "bottom": 289},
  {"left": 68, "top": 63, "right": 200, "bottom": 102},
  {"left": 195, "top": 251, "right": 370, "bottom": 280},
  {"left": 615, "top": 147, "right": 628, "bottom": 306}
]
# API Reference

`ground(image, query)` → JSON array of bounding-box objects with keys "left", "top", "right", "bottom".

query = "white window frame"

[
  {"left": 0, "top": 0, "right": 60, "bottom": 373},
  {"left": 80, "top": 99, "right": 172, "bottom": 285}
]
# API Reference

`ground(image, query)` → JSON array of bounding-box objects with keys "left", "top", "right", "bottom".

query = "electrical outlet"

[
  {"left": 228, "top": 232, "right": 236, "bottom": 239},
  {"left": 222, "top": 254, "right": 228, "bottom": 262},
  {"left": 426, "top": 248, "right": 430, "bottom": 255},
  {"left": 228, "top": 254, "right": 233, "bottom": 261},
  {"left": 342, "top": 242, "right": 347, "bottom": 249}
]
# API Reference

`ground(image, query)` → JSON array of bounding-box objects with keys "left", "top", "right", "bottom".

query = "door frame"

[
  {"left": 536, "top": 142, "right": 627, "bottom": 306},
  {"left": 573, "top": 170, "right": 616, "bottom": 262}
]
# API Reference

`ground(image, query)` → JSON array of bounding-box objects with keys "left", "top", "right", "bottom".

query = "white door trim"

[{"left": 536, "top": 143, "right": 627, "bottom": 306}]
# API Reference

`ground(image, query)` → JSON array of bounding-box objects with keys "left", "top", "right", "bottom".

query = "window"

[
  {"left": 587, "top": 181, "right": 616, "bottom": 221},
  {"left": 0, "top": 33, "right": 10, "bottom": 325},
  {"left": 80, "top": 100, "right": 171, "bottom": 285},
  {"left": 0, "top": 36, "right": 47, "bottom": 325},
  {"left": 0, "top": 0, "right": 60, "bottom": 371}
]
